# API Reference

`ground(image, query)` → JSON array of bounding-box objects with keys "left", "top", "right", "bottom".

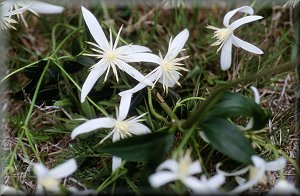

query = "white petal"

[
  {"left": 0, "top": 185, "right": 25, "bottom": 195},
  {"left": 268, "top": 180, "right": 300, "bottom": 195},
  {"left": 156, "top": 159, "right": 179, "bottom": 173},
  {"left": 165, "top": 29, "right": 189, "bottom": 60},
  {"left": 81, "top": 6, "right": 109, "bottom": 50},
  {"left": 33, "top": 163, "right": 49, "bottom": 180},
  {"left": 112, "top": 130, "right": 120, "bottom": 142},
  {"left": 118, "top": 93, "right": 132, "bottom": 121},
  {"left": 229, "top": 15, "right": 263, "bottom": 30},
  {"left": 216, "top": 163, "right": 249, "bottom": 176},
  {"left": 112, "top": 156, "right": 122, "bottom": 172},
  {"left": 220, "top": 38, "right": 233, "bottom": 71},
  {"left": 182, "top": 176, "right": 204, "bottom": 191},
  {"left": 80, "top": 61, "right": 108, "bottom": 103},
  {"left": 28, "top": 1, "right": 64, "bottom": 14},
  {"left": 187, "top": 161, "right": 202, "bottom": 175},
  {"left": 206, "top": 173, "right": 225, "bottom": 188},
  {"left": 71, "top": 117, "right": 116, "bottom": 139},
  {"left": 49, "top": 159, "right": 77, "bottom": 179},
  {"left": 265, "top": 157, "right": 286, "bottom": 171},
  {"left": 230, "top": 168, "right": 265, "bottom": 193},
  {"left": 128, "top": 123, "right": 151, "bottom": 135},
  {"left": 251, "top": 155, "right": 266, "bottom": 170},
  {"left": 250, "top": 86, "right": 260, "bottom": 104},
  {"left": 235, "top": 176, "right": 246, "bottom": 185},
  {"left": 116, "top": 45, "right": 151, "bottom": 54},
  {"left": 125, "top": 53, "right": 162, "bottom": 64},
  {"left": 158, "top": 70, "right": 180, "bottom": 87},
  {"left": 223, "top": 6, "right": 254, "bottom": 27},
  {"left": 114, "top": 59, "right": 153, "bottom": 86},
  {"left": 232, "top": 35, "right": 263, "bottom": 54},
  {"left": 148, "top": 171, "right": 177, "bottom": 188}
]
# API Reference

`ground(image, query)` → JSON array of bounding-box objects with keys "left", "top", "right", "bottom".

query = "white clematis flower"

[
  {"left": 207, "top": 6, "right": 264, "bottom": 71},
  {"left": 80, "top": 6, "right": 155, "bottom": 103},
  {"left": 119, "top": 28, "right": 189, "bottom": 96},
  {"left": 33, "top": 158, "right": 77, "bottom": 193},
  {"left": 267, "top": 179, "right": 300, "bottom": 195},
  {"left": 0, "top": 5, "right": 23, "bottom": 30},
  {"left": 217, "top": 155, "right": 286, "bottom": 194},
  {"left": 1, "top": 0, "right": 64, "bottom": 28},
  {"left": 71, "top": 94, "right": 151, "bottom": 171},
  {"left": 149, "top": 150, "right": 202, "bottom": 190}
]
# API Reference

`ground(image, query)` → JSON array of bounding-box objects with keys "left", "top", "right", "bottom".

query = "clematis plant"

[
  {"left": 71, "top": 94, "right": 151, "bottom": 171},
  {"left": 217, "top": 155, "right": 286, "bottom": 193},
  {"left": 207, "top": 6, "right": 263, "bottom": 70},
  {"left": 1, "top": 0, "right": 64, "bottom": 28},
  {"left": 80, "top": 6, "right": 155, "bottom": 103},
  {"left": 33, "top": 158, "right": 77, "bottom": 193},
  {"left": 119, "top": 28, "right": 189, "bottom": 96}
]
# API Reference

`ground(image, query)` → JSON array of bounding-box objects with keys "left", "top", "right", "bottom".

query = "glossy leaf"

[
  {"left": 202, "top": 118, "right": 256, "bottom": 164},
  {"left": 204, "top": 92, "right": 270, "bottom": 130},
  {"left": 96, "top": 132, "right": 174, "bottom": 161}
]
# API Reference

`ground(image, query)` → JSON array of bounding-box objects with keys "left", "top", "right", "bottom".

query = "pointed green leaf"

[
  {"left": 202, "top": 118, "right": 256, "bottom": 164},
  {"left": 96, "top": 132, "right": 174, "bottom": 161}
]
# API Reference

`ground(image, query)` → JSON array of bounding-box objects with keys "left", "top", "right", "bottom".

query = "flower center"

[
  {"left": 115, "top": 121, "right": 131, "bottom": 139},
  {"left": 106, "top": 50, "right": 117, "bottom": 61},
  {"left": 249, "top": 166, "right": 267, "bottom": 185},
  {"left": 206, "top": 25, "right": 233, "bottom": 51},
  {"left": 42, "top": 177, "right": 59, "bottom": 191},
  {"left": 161, "top": 60, "right": 174, "bottom": 72},
  {"left": 177, "top": 152, "right": 192, "bottom": 179}
]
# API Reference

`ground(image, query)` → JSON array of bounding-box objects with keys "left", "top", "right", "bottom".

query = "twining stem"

[{"left": 183, "top": 59, "right": 298, "bottom": 129}]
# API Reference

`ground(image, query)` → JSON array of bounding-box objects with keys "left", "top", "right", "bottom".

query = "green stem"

[{"left": 147, "top": 88, "right": 170, "bottom": 124}]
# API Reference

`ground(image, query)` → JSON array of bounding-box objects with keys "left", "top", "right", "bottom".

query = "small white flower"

[
  {"left": 207, "top": 6, "right": 263, "bottom": 70},
  {"left": 267, "top": 179, "right": 300, "bottom": 195},
  {"left": 119, "top": 29, "right": 189, "bottom": 96},
  {"left": 80, "top": 6, "right": 155, "bottom": 103},
  {"left": 71, "top": 94, "right": 151, "bottom": 171},
  {"left": 0, "top": 185, "right": 25, "bottom": 195},
  {"left": 1, "top": 0, "right": 64, "bottom": 28},
  {"left": 149, "top": 150, "right": 202, "bottom": 190},
  {"left": 33, "top": 158, "right": 78, "bottom": 193},
  {"left": 217, "top": 155, "right": 286, "bottom": 194}
]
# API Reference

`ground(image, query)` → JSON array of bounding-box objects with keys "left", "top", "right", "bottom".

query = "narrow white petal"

[
  {"left": 229, "top": 15, "right": 263, "bottom": 30},
  {"left": 71, "top": 117, "right": 116, "bottom": 139},
  {"left": 81, "top": 6, "right": 109, "bottom": 50},
  {"left": 0, "top": 185, "right": 25, "bottom": 195},
  {"left": 114, "top": 59, "right": 153, "bottom": 86},
  {"left": 268, "top": 180, "right": 300, "bottom": 195},
  {"left": 29, "top": 1, "right": 64, "bottom": 14},
  {"left": 223, "top": 6, "right": 254, "bottom": 27},
  {"left": 182, "top": 176, "right": 204, "bottom": 191},
  {"left": 250, "top": 86, "right": 260, "bottom": 104},
  {"left": 251, "top": 155, "right": 266, "bottom": 170},
  {"left": 220, "top": 38, "right": 233, "bottom": 71},
  {"left": 128, "top": 123, "right": 151, "bottom": 135},
  {"left": 235, "top": 176, "right": 246, "bottom": 185},
  {"left": 187, "top": 161, "right": 202, "bottom": 175},
  {"left": 125, "top": 53, "right": 162, "bottom": 64},
  {"left": 216, "top": 163, "right": 249, "bottom": 176},
  {"left": 112, "top": 156, "right": 122, "bottom": 172},
  {"left": 230, "top": 168, "right": 265, "bottom": 193},
  {"left": 149, "top": 171, "right": 177, "bottom": 188},
  {"left": 118, "top": 93, "right": 132, "bottom": 121},
  {"left": 156, "top": 159, "right": 179, "bottom": 173},
  {"left": 49, "top": 159, "right": 77, "bottom": 179},
  {"left": 206, "top": 173, "right": 225, "bottom": 188},
  {"left": 165, "top": 29, "right": 189, "bottom": 60},
  {"left": 80, "top": 61, "right": 108, "bottom": 103},
  {"left": 158, "top": 71, "right": 180, "bottom": 87},
  {"left": 265, "top": 157, "right": 286, "bottom": 171},
  {"left": 33, "top": 163, "right": 49, "bottom": 180},
  {"left": 232, "top": 35, "right": 263, "bottom": 54},
  {"left": 112, "top": 131, "right": 120, "bottom": 142},
  {"left": 116, "top": 45, "right": 151, "bottom": 54}
]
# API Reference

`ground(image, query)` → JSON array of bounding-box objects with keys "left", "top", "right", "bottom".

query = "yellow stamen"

[{"left": 206, "top": 25, "right": 233, "bottom": 51}]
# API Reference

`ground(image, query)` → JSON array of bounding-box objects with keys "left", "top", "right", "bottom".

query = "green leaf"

[
  {"left": 71, "top": 37, "right": 81, "bottom": 56},
  {"left": 204, "top": 92, "right": 270, "bottom": 130},
  {"left": 202, "top": 118, "right": 256, "bottom": 164},
  {"left": 76, "top": 55, "right": 95, "bottom": 66},
  {"left": 96, "top": 132, "right": 174, "bottom": 161}
]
